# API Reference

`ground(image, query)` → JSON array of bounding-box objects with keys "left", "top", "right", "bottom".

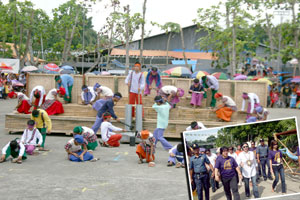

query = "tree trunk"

[
  {"left": 13, "top": 10, "right": 19, "bottom": 58},
  {"left": 180, "top": 27, "right": 188, "bottom": 69},
  {"left": 231, "top": 10, "right": 237, "bottom": 76},
  {"left": 266, "top": 13, "right": 275, "bottom": 68},
  {"left": 64, "top": 10, "right": 80, "bottom": 63},
  {"left": 20, "top": 11, "right": 34, "bottom": 69},
  {"left": 107, "top": 6, "right": 116, "bottom": 70},
  {"left": 62, "top": 29, "right": 69, "bottom": 63},
  {"left": 166, "top": 32, "right": 171, "bottom": 65},
  {"left": 125, "top": 5, "right": 130, "bottom": 75},
  {"left": 139, "top": 0, "right": 147, "bottom": 65}
]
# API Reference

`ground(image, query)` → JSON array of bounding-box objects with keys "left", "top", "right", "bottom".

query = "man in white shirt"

[
  {"left": 100, "top": 112, "right": 125, "bottom": 147},
  {"left": 125, "top": 62, "right": 145, "bottom": 118},
  {"left": 0, "top": 138, "right": 26, "bottom": 164},
  {"left": 241, "top": 92, "right": 260, "bottom": 117},
  {"left": 93, "top": 83, "right": 114, "bottom": 99},
  {"left": 205, "top": 149, "right": 219, "bottom": 192},
  {"left": 29, "top": 85, "right": 46, "bottom": 109},
  {"left": 186, "top": 121, "right": 207, "bottom": 131},
  {"left": 21, "top": 120, "right": 43, "bottom": 155},
  {"left": 237, "top": 143, "right": 259, "bottom": 198}
]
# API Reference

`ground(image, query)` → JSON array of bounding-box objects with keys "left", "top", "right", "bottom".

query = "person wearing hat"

[
  {"left": 91, "top": 92, "right": 122, "bottom": 134},
  {"left": 8, "top": 91, "right": 31, "bottom": 114},
  {"left": 186, "top": 121, "right": 207, "bottom": 131},
  {"left": 241, "top": 92, "right": 260, "bottom": 118},
  {"left": 125, "top": 61, "right": 145, "bottom": 118},
  {"left": 55, "top": 74, "right": 74, "bottom": 103},
  {"left": 41, "top": 88, "right": 65, "bottom": 115},
  {"left": 167, "top": 143, "right": 185, "bottom": 168},
  {"left": 257, "top": 138, "right": 272, "bottom": 181},
  {"left": 215, "top": 146, "right": 242, "bottom": 200},
  {"left": 93, "top": 83, "right": 113, "bottom": 100},
  {"left": 65, "top": 135, "right": 95, "bottom": 162},
  {"left": 20, "top": 120, "right": 43, "bottom": 155},
  {"left": 29, "top": 85, "right": 46, "bottom": 110},
  {"left": 189, "top": 78, "right": 205, "bottom": 108},
  {"left": 81, "top": 85, "right": 96, "bottom": 105},
  {"left": 73, "top": 126, "right": 98, "bottom": 150},
  {"left": 136, "top": 130, "right": 156, "bottom": 167},
  {"left": 0, "top": 138, "right": 27, "bottom": 164},
  {"left": 205, "top": 149, "right": 219, "bottom": 193},
  {"left": 237, "top": 142, "right": 259, "bottom": 198},
  {"left": 201, "top": 75, "right": 219, "bottom": 108},
  {"left": 152, "top": 96, "right": 173, "bottom": 150},
  {"left": 158, "top": 85, "right": 185, "bottom": 108},
  {"left": 100, "top": 112, "right": 125, "bottom": 147},
  {"left": 190, "top": 143, "right": 214, "bottom": 200},
  {"left": 213, "top": 93, "right": 237, "bottom": 122},
  {"left": 144, "top": 67, "right": 162, "bottom": 96},
  {"left": 31, "top": 109, "right": 52, "bottom": 151}
]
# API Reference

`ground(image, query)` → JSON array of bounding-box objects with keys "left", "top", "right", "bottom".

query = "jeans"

[
  {"left": 194, "top": 173, "right": 210, "bottom": 200},
  {"left": 244, "top": 175, "right": 259, "bottom": 198},
  {"left": 272, "top": 164, "right": 286, "bottom": 193},
  {"left": 260, "top": 157, "right": 271, "bottom": 179},
  {"left": 221, "top": 175, "right": 240, "bottom": 200},
  {"left": 209, "top": 170, "right": 219, "bottom": 190}
]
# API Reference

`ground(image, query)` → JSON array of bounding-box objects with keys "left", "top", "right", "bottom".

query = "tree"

[{"left": 139, "top": 0, "right": 147, "bottom": 65}]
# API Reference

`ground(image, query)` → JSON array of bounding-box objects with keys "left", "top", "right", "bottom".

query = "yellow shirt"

[{"left": 31, "top": 109, "right": 52, "bottom": 132}]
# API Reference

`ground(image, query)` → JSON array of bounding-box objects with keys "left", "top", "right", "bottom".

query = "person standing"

[
  {"left": 55, "top": 74, "right": 74, "bottom": 103},
  {"left": 215, "top": 146, "right": 242, "bottom": 200},
  {"left": 125, "top": 62, "right": 145, "bottom": 118},
  {"left": 190, "top": 143, "right": 214, "bottom": 200},
  {"left": 249, "top": 142, "right": 260, "bottom": 180},
  {"left": 31, "top": 109, "right": 52, "bottom": 151},
  {"left": 152, "top": 96, "right": 173, "bottom": 150},
  {"left": 144, "top": 67, "right": 162, "bottom": 96},
  {"left": 189, "top": 78, "right": 205, "bottom": 108},
  {"left": 269, "top": 140, "right": 286, "bottom": 194},
  {"left": 257, "top": 139, "right": 272, "bottom": 181},
  {"left": 205, "top": 149, "right": 219, "bottom": 193},
  {"left": 201, "top": 75, "right": 219, "bottom": 108},
  {"left": 213, "top": 93, "right": 237, "bottom": 122},
  {"left": 281, "top": 83, "right": 292, "bottom": 107},
  {"left": 237, "top": 143, "right": 259, "bottom": 198}
]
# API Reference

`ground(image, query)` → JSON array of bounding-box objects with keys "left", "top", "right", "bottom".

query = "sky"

[
  {"left": 3, "top": 0, "right": 294, "bottom": 39},
  {"left": 184, "top": 127, "right": 221, "bottom": 142}
]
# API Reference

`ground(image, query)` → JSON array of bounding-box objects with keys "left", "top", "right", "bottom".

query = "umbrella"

[
  {"left": 44, "top": 63, "right": 59, "bottom": 71},
  {"left": 251, "top": 76, "right": 264, "bottom": 81},
  {"left": 11, "top": 80, "right": 24, "bottom": 87},
  {"left": 61, "top": 65, "right": 74, "bottom": 70},
  {"left": 212, "top": 72, "right": 228, "bottom": 80},
  {"left": 43, "top": 69, "right": 59, "bottom": 74},
  {"left": 281, "top": 78, "right": 292, "bottom": 85},
  {"left": 296, "top": 101, "right": 300, "bottom": 108},
  {"left": 0, "top": 63, "right": 13, "bottom": 70},
  {"left": 293, "top": 76, "right": 300, "bottom": 79},
  {"left": 291, "top": 78, "right": 300, "bottom": 83},
  {"left": 101, "top": 71, "right": 110, "bottom": 76},
  {"left": 160, "top": 72, "right": 169, "bottom": 78},
  {"left": 22, "top": 66, "right": 38, "bottom": 72},
  {"left": 257, "top": 78, "right": 273, "bottom": 85},
  {"left": 164, "top": 66, "right": 192, "bottom": 78},
  {"left": 233, "top": 73, "right": 242, "bottom": 77},
  {"left": 0, "top": 69, "right": 14, "bottom": 73},
  {"left": 60, "top": 69, "right": 74, "bottom": 74},
  {"left": 234, "top": 75, "right": 247, "bottom": 80},
  {"left": 247, "top": 76, "right": 254, "bottom": 80},
  {"left": 192, "top": 71, "right": 209, "bottom": 79}
]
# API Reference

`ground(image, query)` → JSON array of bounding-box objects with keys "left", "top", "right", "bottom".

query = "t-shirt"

[
  {"left": 237, "top": 151, "right": 257, "bottom": 178},
  {"left": 100, "top": 121, "right": 122, "bottom": 142},
  {"left": 282, "top": 87, "right": 292, "bottom": 96},
  {"left": 249, "top": 147, "right": 256, "bottom": 155},
  {"left": 152, "top": 102, "right": 171, "bottom": 129},
  {"left": 65, "top": 138, "right": 84, "bottom": 153},
  {"left": 215, "top": 155, "right": 238, "bottom": 179},
  {"left": 161, "top": 85, "right": 177, "bottom": 94},
  {"left": 257, "top": 145, "right": 269, "bottom": 157},
  {"left": 268, "top": 150, "right": 282, "bottom": 165},
  {"left": 207, "top": 153, "right": 217, "bottom": 167},
  {"left": 99, "top": 86, "right": 113, "bottom": 97}
]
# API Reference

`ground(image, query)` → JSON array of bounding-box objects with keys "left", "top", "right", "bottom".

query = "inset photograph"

[{"left": 183, "top": 117, "right": 300, "bottom": 200}]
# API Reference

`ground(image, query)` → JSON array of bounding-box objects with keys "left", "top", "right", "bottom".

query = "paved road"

[{"left": 0, "top": 99, "right": 300, "bottom": 200}]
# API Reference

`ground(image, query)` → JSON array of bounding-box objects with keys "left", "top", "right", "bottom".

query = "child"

[
  {"left": 144, "top": 67, "right": 162, "bottom": 96},
  {"left": 189, "top": 78, "right": 204, "bottom": 108},
  {"left": 270, "top": 88, "right": 279, "bottom": 108},
  {"left": 21, "top": 120, "right": 43, "bottom": 155},
  {"left": 152, "top": 96, "right": 173, "bottom": 150},
  {"left": 136, "top": 130, "right": 156, "bottom": 167},
  {"left": 100, "top": 112, "right": 125, "bottom": 147},
  {"left": 0, "top": 138, "right": 26, "bottom": 164},
  {"left": 8, "top": 91, "right": 32, "bottom": 114},
  {"left": 65, "top": 135, "right": 95, "bottom": 162},
  {"left": 158, "top": 85, "right": 184, "bottom": 108},
  {"left": 167, "top": 143, "right": 185, "bottom": 168},
  {"left": 73, "top": 126, "right": 98, "bottom": 151},
  {"left": 290, "top": 91, "right": 297, "bottom": 108}
]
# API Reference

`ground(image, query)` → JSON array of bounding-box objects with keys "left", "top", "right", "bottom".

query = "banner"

[{"left": 0, "top": 58, "right": 20, "bottom": 73}]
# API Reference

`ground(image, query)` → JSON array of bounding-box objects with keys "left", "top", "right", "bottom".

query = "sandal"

[
  {"left": 167, "top": 161, "right": 174, "bottom": 167},
  {"left": 175, "top": 162, "right": 182, "bottom": 168}
]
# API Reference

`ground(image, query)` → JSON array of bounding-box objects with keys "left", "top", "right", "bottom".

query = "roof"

[
  {"left": 110, "top": 48, "right": 217, "bottom": 60},
  {"left": 0, "top": 43, "right": 45, "bottom": 63}
]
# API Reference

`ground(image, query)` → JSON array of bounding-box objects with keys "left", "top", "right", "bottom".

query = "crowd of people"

[
  {"left": 0, "top": 72, "right": 26, "bottom": 99},
  {"left": 187, "top": 138, "right": 300, "bottom": 200}
]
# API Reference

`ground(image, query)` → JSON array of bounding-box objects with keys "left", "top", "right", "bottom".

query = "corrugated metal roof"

[{"left": 110, "top": 48, "right": 217, "bottom": 60}]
